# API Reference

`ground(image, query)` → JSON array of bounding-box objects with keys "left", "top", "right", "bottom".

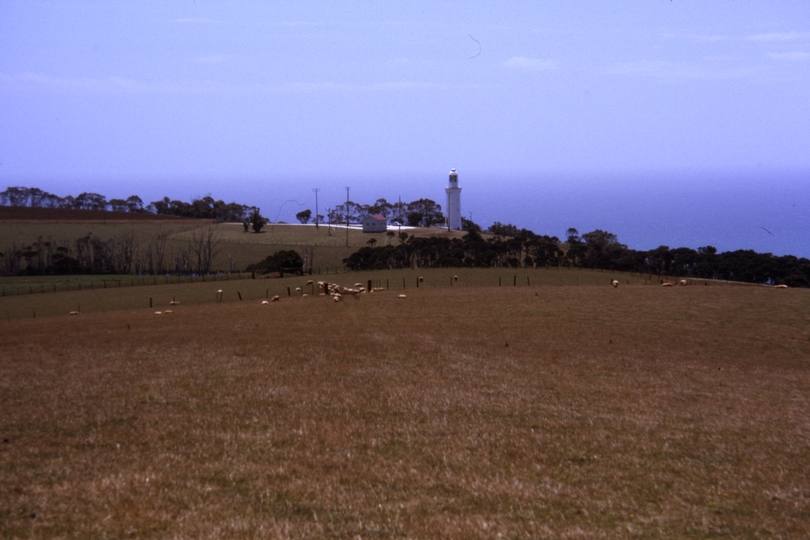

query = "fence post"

[{"left": 513, "top": 275, "right": 517, "bottom": 286}]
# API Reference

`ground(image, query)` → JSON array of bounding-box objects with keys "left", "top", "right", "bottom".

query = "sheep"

[
  {"left": 611, "top": 279, "right": 619, "bottom": 288},
  {"left": 271, "top": 295, "right": 280, "bottom": 302},
  {"left": 261, "top": 300, "right": 269, "bottom": 305},
  {"left": 398, "top": 294, "right": 407, "bottom": 299},
  {"left": 295, "top": 287, "right": 302, "bottom": 293},
  {"left": 306, "top": 280, "right": 314, "bottom": 285},
  {"left": 169, "top": 300, "right": 180, "bottom": 305},
  {"left": 662, "top": 282, "right": 674, "bottom": 287},
  {"left": 679, "top": 279, "right": 688, "bottom": 286},
  {"left": 418, "top": 276, "right": 424, "bottom": 283},
  {"left": 68, "top": 311, "right": 80, "bottom": 316},
  {"left": 354, "top": 283, "right": 363, "bottom": 288},
  {"left": 774, "top": 284, "right": 789, "bottom": 288},
  {"left": 333, "top": 294, "right": 341, "bottom": 302},
  {"left": 154, "top": 311, "right": 163, "bottom": 315},
  {"left": 453, "top": 275, "right": 458, "bottom": 281},
  {"left": 164, "top": 309, "right": 173, "bottom": 314}
]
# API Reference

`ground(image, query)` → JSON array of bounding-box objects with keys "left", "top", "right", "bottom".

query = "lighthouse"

[{"left": 445, "top": 168, "right": 462, "bottom": 230}]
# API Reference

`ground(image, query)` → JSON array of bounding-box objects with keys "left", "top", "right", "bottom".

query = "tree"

[
  {"left": 406, "top": 199, "right": 444, "bottom": 227},
  {"left": 250, "top": 208, "right": 266, "bottom": 233},
  {"left": 188, "top": 228, "right": 222, "bottom": 274},
  {"left": 245, "top": 250, "right": 303, "bottom": 275},
  {"left": 296, "top": 209, "right": 312, "bottom": 224},
  {"left": 74, "top": 192, "right": 108, "bottom": 211},
  {"left": 462, "top": 217, "right": 482, "bottom": 234},
  {"left": 125, "top": 195, "right": 144, "bottom": 212},
  {"left": 488, "top": 222, "right": 519, "bottom": 237}
]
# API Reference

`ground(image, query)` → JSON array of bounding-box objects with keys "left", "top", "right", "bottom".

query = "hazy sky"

[{"left": 1, "top": 1, "right": 809, "bottom": 254}]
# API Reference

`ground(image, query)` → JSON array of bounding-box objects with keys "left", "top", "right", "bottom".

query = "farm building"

[{"left": 362, "top": 214, "right": 387, "bottom": 233}]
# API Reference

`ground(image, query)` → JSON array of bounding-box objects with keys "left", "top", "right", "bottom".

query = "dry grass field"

[
  {"left": 1, "top": 284, "right": 809, "bottom": 538},
  {"left": 1, "top": 267, "right": 654, "bottom": 320}
]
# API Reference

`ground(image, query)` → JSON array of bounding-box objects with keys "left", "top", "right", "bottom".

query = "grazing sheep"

[
  {"left": 271, "top": 295, "right": 280, "bottom": 302},
  {"left": 354, "top": 283, "right": 363, "bottom": 288},
  {"left": 398, "top": 294, "right": 407, "bottom": 299},
  {"left": 164, "top": 309, "right": 173, "bottom": 314},
  {"left": 611, "top": 280, "right": 619, "bottom": 288},
  {"left": 333, "top": 295, "right": 341, "bottom": 302},
  {"left": 261, "top": 300, "right": 269, "bottom": 305},
  {"left": 69, "top": 311, "right": 80, "bottom": 316},
  {"left": 154, "top": 311, "right": 163, "bottom": 315},
  {"left": 662, "top": 282, "right": 674, "bottom": 287},
  {"left": 418, "top": 276, "right": 424, "bottom": 283},
  {"left": 169, "top": 300, "right": 180, "bottom": 305},
  {"left": 453, "top": 275, "right": 458, "bottom": 281},
  {"left": 302, "top": 293, "right": 309, "bottom": 297},
  {"left": 306, "top": 280, "right": 314, "bottom": 285},
  {"left": 679, "top": 279, "right": 688, "bottom": 286},
  {"left": 774, "top": 284, "right": 789, "bottom": 288},
  {"left": 295, "top": 287, "right": 301, "bottom": 293}
]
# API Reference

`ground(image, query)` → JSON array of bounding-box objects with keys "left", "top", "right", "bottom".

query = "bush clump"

[{"left": 245, "top": 250, "right": 303, "bottom": 275}]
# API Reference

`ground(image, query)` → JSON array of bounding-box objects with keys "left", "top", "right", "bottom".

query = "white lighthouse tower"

[{"left": 445, "top": 168, "right": 462, "bottom": 230}]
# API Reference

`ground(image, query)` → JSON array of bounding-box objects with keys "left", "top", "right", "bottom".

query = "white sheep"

[
  {"left": 69, "top": 311, "right": 80, "bottom": 316},
  {"left": 611, "top": 280, "right": 619, "bottom": 288},
  {"left": 261, "top": 300, "right": 269, "bottom": 305},
  {"left": 164, "top": 309, "right": 173, "bottom": 314},
  {"left": 662, "top": 282, "right": 674, "bottom": 287},
  {"left": 774, "top": 284, "right": 789, "bottom": 288},
  {"left": 271, "top": 295, "right": 280, "bottom": 302},
  {"left": 169, "top": 300, "right": 180, "bottom": 305},
  {"left": 679, "top": 279, "right": 688, "bottom": 286},
  {"left": 452, "top": 275, "right": 458, "bottom": 282},
  {"left": 398, "top": 294, "right": 407, "bottom": 299},
  {"left": 154, "top": 311, "right": 163, "bottom": 315},
  {"left": 306, "top": 280, "right": 314, "bottom": 285}
]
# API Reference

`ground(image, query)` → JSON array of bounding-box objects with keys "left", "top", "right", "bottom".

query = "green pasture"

[{"left": 0, "top": 266, "right": 719, "bottom": 320}]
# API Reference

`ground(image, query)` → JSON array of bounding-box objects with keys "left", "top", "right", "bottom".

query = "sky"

[{"left": 1, "top": 1, "right": 809, "bottom": 256}]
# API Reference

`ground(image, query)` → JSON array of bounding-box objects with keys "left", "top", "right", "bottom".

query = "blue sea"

[
  {"left": 307, "top": 169, "right": 810, "bottom": 259},
  {"left": 66, "top": 168, "right": 810, "bottom": 260}
]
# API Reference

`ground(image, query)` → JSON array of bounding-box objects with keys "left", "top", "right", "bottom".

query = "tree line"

[
  {"left": 344, "top": 226, "right": 810, "bottom": 288},
  {"left": 296, "top": 198, "right": 446, "bottom": 228},
  {"left": 0, "top": 228, "right": 223, "bottom": 277},
  {"left": 0, "top": 186, "right": 260, "bottom": 223}
]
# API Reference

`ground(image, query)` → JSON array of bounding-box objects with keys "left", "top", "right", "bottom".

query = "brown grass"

[
  {"left": 1, "top": 286, "right": 809, "bottom": 538},
  {"left": 2, "top": 267, "right": 661, "bottom": 320}
]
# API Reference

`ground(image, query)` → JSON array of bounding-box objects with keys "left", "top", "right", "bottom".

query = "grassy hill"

[{"left": 0, "top": 208, "right": 467, "bottom": 274}]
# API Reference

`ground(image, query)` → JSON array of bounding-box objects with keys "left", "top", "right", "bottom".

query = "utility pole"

[
  {"left": 398, "top": 195, "right": 402, "bottom": 237},
  {"left": 345, "top": 187, "right": 350, "bottom": 247},
  {"left": 312, "top": 188, "right": 320, "bottom": 229}
]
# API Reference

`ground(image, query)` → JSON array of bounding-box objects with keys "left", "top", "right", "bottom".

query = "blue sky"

[{"left": 1, "top": 1, "right": 809, "bottom": 255}]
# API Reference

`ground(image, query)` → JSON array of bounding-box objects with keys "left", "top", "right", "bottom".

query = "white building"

[
  {"left": 445, "top": 168, "right": 462, "bottom": 230},
  {"left": 361, "top": 214, "right": 387, "bottom": 233}
]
